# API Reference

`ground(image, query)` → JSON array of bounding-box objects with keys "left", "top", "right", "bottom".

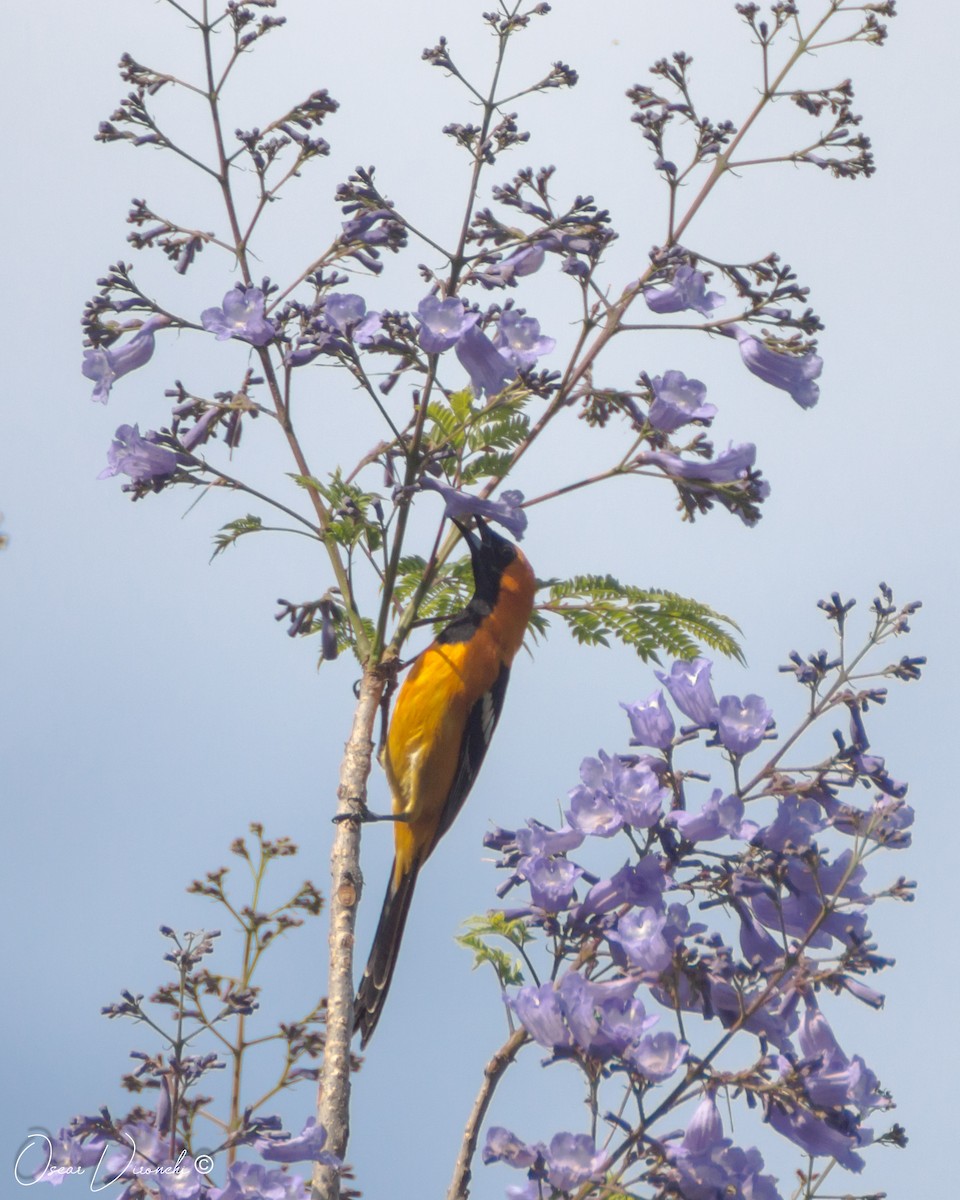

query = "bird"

[{"left": 353, "top": 517, "right": 537, "bottom": 1047}]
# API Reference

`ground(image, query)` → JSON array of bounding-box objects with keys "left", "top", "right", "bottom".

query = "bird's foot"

[{"left": 333, "top": 801, "right": 410, "bottom": 825}]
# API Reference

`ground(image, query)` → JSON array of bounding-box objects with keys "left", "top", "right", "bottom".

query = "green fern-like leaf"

[
  {"left": 211, "top": 514, "right": 264, "bottom": 560},
  {"left": 393, "top": 552, "right": 476, "bottom": 626},
  {"left": 457, "top": 913, "right": 531, "bottom": 987},
  {"left": 540, "top": 575, "right": 743, "bottom": 664}
]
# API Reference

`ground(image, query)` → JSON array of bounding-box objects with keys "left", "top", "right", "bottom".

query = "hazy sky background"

[{"left": 2, "top": 2, "right": 957, "bottom": 1197}]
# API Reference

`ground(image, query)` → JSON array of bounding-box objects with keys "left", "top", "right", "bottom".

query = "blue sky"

[{"left": 2, "top": 2, "right": 957, "bottom": 1197}]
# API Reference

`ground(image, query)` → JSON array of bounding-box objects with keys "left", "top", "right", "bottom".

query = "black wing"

[{"left": 429, "top": 660, "right": 511, "bottom": 853}]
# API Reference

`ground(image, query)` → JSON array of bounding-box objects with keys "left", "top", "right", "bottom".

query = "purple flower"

[
  {"left": 419, "top": 477, "right": 527, "bottom": 540},
  {"left": 255, "top": 1118, "right": 340, "bottom": 1166},
  {"left": 179, "top": 406, "right": 221, "bottom": 453},
  {"left": 736, "top": 903, "right": 784, "bottom": 967},
  {"left": 514, "top": 820, "right": 584, "bottom": 856},
  {"left": 638, "top": 442, "right": 758, "bottom": 484},
  {"left": 567, "top": 775, "right": 623, "bottom": 837},
  {"left": 416, "top": 295, "right": 479, "bottom": 353},
  {"left": 750, "top": 849, "right": 870, "bottom": 949},
  {"left": 716, "top": 693, "right": 773, "bottom": 755},
  {"left": 765, "top": 1101, "right": 868, "bottom": 1173},
  {"left": 82, "top": 315, "right": 169, "bottom": 404},
  {"left": 543, "top": 1133, "right": 606, "bottom": 1191},
  {"left": 201, "top": 287, "right": 276, "bottom": 346},
  {"left": 829, "top": 794, "right": 914, "bottom": 848},
  {"left": 492, "top": 310, "right": 556, "bottom": 369},
  {"left": 98, "top": 424, "right": 182, "bottom": 486},
  {"left": 666, "top": 1095, "right": 784, "bottom": 1200},
  {"left": 644, "top": 265, "right": 725, "bottom": 316},
  {"left": 99, "top": 1120, "right": 176, "bottom": 1182},
  {"left": 517, "top": 854, "right": 583, "bottom": 912},
  {"left": 655, "top": 658, "right": 718, "bottom": 726},
  {"left": 754, "top": 794, "right": 826, "bottom": 851},
  {"left": 624, "top": 1030, "right": 688, "bottom": 1081},
  {"left": 481, "top": 1127, "right": 541, "bottom": 1169},
  {"left": 322, "top": 293, "right": 383, "bottom": 345},
  {"left": 157, "top": 1165, "right": 206, "bottom": 1200},
  {"left": 607, "top": 906, "right": 672, "bottom": 972},
  {"left": 648, "top": 371, "right": 717, "bottom": 432},
  {"left": 15, "top": 1129, "right": 107, "bottom": 1186},
  {"left": 455, "top": 324, "right": 517, "bottom": 397},
  {"left": 557, "top": 973, "right": 656, "bottom": 1059},
  {"left": 212, "top": 1162, "right": 307, "bottom": 1200},
  {"left": 575, "top": 857, "right": 668, "bottom": 919},
  {"left": 568, "top": 752, "right": 667, "bottom": 836},
  {"left": 798, "top": 999, "right": 890, "bottom": 1115},
  {"left": 477, "top": 242, "right": 547, "bottom": 288},
  {"left": 341, "top": 208, "right": 400, "bottom": 246},
  {"left": 621, "top": 688, "right": 675, "bottom": 750},
  {"left": 731, "top": 325, "right": 822, "bottom": 408},
  {"left": 504, "top": 982, "right": 573, "bottom": 1051},
  {"left": 666, "top": 788, "right": 754, "bottom": 843}
]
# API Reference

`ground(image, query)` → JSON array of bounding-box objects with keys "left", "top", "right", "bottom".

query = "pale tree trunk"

[{"left": 313, "top": 665, "right": 385, "bottom": 1199}]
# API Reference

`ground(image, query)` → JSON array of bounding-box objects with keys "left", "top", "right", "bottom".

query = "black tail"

[{"left": 353, "top": 860, "right": 420, "bottom": 1047}]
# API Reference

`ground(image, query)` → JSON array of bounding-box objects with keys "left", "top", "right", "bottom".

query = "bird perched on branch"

[{"left": 354, "top": 518, "right": 536, "bottom": 1047}]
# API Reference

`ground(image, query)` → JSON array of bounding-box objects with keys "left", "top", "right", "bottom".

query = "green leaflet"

[{"left": 539, "top": 574, "right": 743, "bottom": 664}]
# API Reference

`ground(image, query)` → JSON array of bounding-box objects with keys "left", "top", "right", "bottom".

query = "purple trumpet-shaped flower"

[
  {"left": 754, "top": 794, "right": 826, "bottom": 851},
  {"left": 575, "top": 856, "right": 668, "bottom": 918},
  {"left": 647, "top": 371, "right": 717, "bottom": 432},
  {"left": 322, "top": 293, "right": 383, "bottom": 345},
  {"left": 82, "top": 315, "right": 169, "bottom": 404},
  {"left": 455, "top": 324, "right": 517, "bottom": 398},
  {"left": 716, "top": 693, "right": 774, "bottom": 755},
  {"left": 504, "top": 981, "right": 573, "bottom": 1051},
  {"left": 481, "top": 1127, "right": 541, "bottom": 1169},
  {"left": 623, "top": 1030, "right": 688, "bottom": 1082},
  {"left": 157, "top": 1163, "right": 206, "bottom": 1200},
  {"left": 665, "top": 1094, "right": 784, "bottom": 1200},
  {"left": 419, "top": 477, "right": 527, "bottom": 540},
  {"left": 201, "top": 286, "right": 276, "bottom": 346},
  {"left": 514, "top": 820, "right": 584, "bottom": 857},
  {"left": 606, "top": 906, "right": 672, "bottom": 972},
  {"left": 16, "top": 1128, "right": 108, "bottom": 1186},
  {"left": 798, "top": 998, "right": 890, "bottom": 1116},
  {"left": 665, "top": 788, "right": 755, "bottom": 843},
  {"left": 98, "top": 424, "right": 182, "bottom": 486},
  {"left": 477, "top": 241, "right": 547, "bottom": 288},
  {"left": 567, "top": 751, "right": 667, "bottom": 836},
  {"left": 750, "top": 848, "right": 870, "bottom": 949},
  {"left": 730, "top": 325, "right": 822, "bottom": 408},
  {"left": 765, "top": 1100, "right": 869, "bottom": 1173},
  {"left": 620, "top": 688, "right": 675, "bottom": 750},
  {"left": 492, "top": 310, "right": 556, "bottom": 370},
  {"left": 517, "top": 854, "right": 583, "bottom": 912},
  {"left": 212, "top": 1161, "right": 308, "bottom": 1199},
  {"left": 644, "top": 265, "right": 725, "bottom": 316},
  {"left": 542, "top": 1133, "right": 607, "bottom": 1191},
  {"left": 637, "top": 442, "right": 759, "bottom": 484},
  {"left": 416, "top": 295, "right": 479, "bottom": 353},
  {"left": 655, "top": 657, "right": 718, "bottom": 726},
  {"left": 255, "top": 1118, "right": 340, "bottom": 1166},
  {"left": 557, "top": 973, "right": 658, "bottom": 1060},
  {"left": 179, "top": 406, "right": 221, "bottom": 453},
  {"left": 566, "top": 773, "right": 623, "bottom": 837}
]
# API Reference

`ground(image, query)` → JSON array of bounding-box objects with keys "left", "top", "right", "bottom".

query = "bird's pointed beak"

[{"left": 451, "top": 516, "right": 481, "bottom": 553}]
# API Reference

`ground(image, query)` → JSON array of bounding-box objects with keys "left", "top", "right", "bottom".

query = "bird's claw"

[{"left": 333, "top": 802, "right": 410, "bottom": 825}]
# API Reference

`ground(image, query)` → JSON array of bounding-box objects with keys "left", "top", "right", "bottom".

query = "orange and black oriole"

[{"left": 353, "top": 518, "right": 536, "bottom": 1046}]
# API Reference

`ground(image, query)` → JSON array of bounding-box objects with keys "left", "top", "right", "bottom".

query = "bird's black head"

[{"left": 454, "top": 517, "right": 518, "bottom": 607}]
